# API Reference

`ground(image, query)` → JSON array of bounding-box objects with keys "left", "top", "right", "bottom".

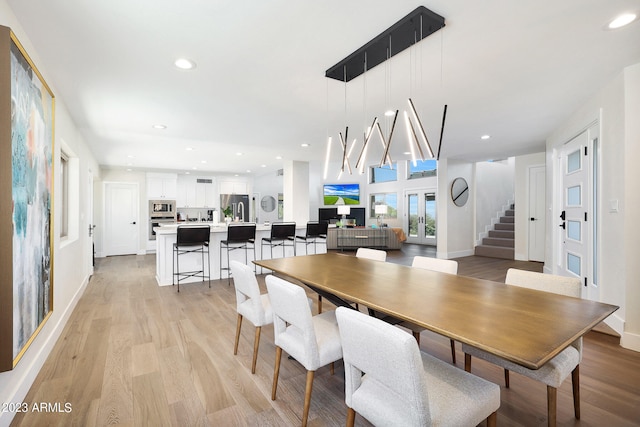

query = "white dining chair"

[
  {"left": 355, "top": 247, "right": 387, "bottom": 262},
  {"left": 462, "top": 268, "right": 582, "bottom": 426},
  {"left": 266, "top": 275, "right": 343, "bottom": 427},
  {"left": 399, "top": 256, "right": 459, "bottom": 363},
  {"left": 229, "top": 260, "right": 272, "bottom": 374},
  {"left": 336, "top": 306, "right": 500, "bottom": 427}
]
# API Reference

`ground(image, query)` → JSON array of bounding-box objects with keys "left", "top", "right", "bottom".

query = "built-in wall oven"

[
  {"left": 149, "top": 200, "right": 176, "bottom": 240},
  {"left": 149, "top": 218, "right": 175, "bottom": 240}
]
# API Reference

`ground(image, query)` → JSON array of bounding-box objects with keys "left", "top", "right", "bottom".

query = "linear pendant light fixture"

[{"left": 325, "top": 6, "right": 446, "bottom": 177}]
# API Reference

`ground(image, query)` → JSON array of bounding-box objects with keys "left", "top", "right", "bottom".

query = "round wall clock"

[{"left": 451, "top": 177, "right": 469, "bottom": 207}]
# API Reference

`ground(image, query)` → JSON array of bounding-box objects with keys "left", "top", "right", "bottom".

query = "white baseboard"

[
  {"left": 0, "top": 275, "right": 90, "bottom": 427},
  {"left": 621, "top": 331, "right": 640, "bottom": 353},
  {"left": 440, "top": 249, "right": 474, "bottom": 259}
]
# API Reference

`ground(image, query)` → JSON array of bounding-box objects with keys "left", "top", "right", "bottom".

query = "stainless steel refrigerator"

[{"left": 220, "top": 194, "right": 250, "bottom": 222}]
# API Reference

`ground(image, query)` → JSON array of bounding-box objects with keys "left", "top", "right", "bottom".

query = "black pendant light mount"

[{"left": 325, "top": 6, "right": 445, "bottom": 82}]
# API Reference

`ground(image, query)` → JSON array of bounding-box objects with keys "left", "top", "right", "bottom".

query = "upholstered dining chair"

[
  {"left": 335, "top": 306, "right": 500, "bottom": 427},
  {"left": 229, "top": 260, "right": 272, "bottom": 374},
  {"left": 355, "top": 247, "right": 387, "bottom": 262},
  {"left": 462, "top": 268, "right": 582, "bottom": 427},
  {"left": 265, "top": 275, "right": 343, "bottom": 427},
  {"left": 399, "top": 256, "right": 459, "bottom": 363}
]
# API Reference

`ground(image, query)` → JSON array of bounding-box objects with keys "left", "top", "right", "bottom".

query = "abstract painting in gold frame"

[{"left": 0, "top": 25, "right": 55, "bottom": 372}]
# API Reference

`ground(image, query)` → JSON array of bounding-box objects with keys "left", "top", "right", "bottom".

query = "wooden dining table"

[{"left": 254, "top": 252, "right": 618, "bottom": 370}]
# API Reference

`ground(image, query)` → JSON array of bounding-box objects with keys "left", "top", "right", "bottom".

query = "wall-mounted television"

[{"left": 323, "top": 183, "right": 360, "bottom": 205}]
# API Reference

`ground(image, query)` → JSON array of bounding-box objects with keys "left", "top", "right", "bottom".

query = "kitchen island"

[{"left": 154, "top": 223, "right": 317, "bottom": 286}]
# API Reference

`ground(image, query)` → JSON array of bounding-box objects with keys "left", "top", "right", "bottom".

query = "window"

[
  {"left": 408, "top": 159, "right": 437, "bottom": 180},
  {"left": 370, "top": 163, "right": 397, "bottom": 183},
  {"left": 59, "top": 141, "right": 79, "bottom": 244},
  {"left": 60, "top": 151, "right": 69, "bottom": 238},
  {"left": 369, "top": 193, "right": 398, "bottom": 219}
]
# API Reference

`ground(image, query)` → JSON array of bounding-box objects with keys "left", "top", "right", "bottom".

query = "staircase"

[{"left": 474, "top": 205, "right": 515, "bottom": 259}]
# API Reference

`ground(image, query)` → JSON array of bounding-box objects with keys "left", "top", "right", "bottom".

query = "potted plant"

[{"left": 222, "top": 206, "right": 233, "bottom": 224}]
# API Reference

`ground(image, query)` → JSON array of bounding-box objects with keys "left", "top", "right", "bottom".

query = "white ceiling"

[{"left": 7, "top": 0, "right": 640, "bottom": 177}]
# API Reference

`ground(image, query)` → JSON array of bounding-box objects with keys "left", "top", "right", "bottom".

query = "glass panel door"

[{"left": 405, "top": 189, "right": 436, "bottom": 245}]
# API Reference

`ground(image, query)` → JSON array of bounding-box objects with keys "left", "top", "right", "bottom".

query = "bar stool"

[
  {"left": 295, "top": 221, "right": 328, "bottom": 255},
  {"left": 260, "top": 222, "right": 296, "bottom": 274},
  {"left": 261, "top": 222, "right": 296, "bottom": 259},
  {"left": 173, "top": 225, "right": 211, "bottom": 292},
  {"left": 220, "top": 223, "right": 256, "bottom": 285}
]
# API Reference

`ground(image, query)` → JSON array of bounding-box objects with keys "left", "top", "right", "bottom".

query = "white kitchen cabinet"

[
  {"left": 220, "top": 181, "right": 247, "bottom": 194},
  {"left": 195, "top": 177, "right": 216, "bottom": 207},
  {"left": 177, "top": 176, "right": 216, "bottom": 207},
  {"left": 176, "top": 176, "right": 197, "bottom": 207},
  {"left": 147, "top": 173, "right": 177, "bottom": 199}
]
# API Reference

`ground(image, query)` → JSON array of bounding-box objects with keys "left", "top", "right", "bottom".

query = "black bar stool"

[
  {"left": 296, "top": 221, "right": 328, "bottom": 254},
  {"left": 261, "top": 222, "right": 296, "bottom": 272},
  {"left": 173, "top": 225, "right": 211, "bottom": 292},
  {"left": 220, "top": 223, "right": 256, "bottom": 285}
]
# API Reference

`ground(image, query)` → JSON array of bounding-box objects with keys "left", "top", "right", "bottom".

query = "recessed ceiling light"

[
  {"left": 275, "top": 155, "right": 282, "bottom": 160},
  {"left": 174, "top": 58, "right": 196, "bottom": 70},
  {"left": 403, "top": 151, "right": 411, "bottom": 155},
  {"left": 236, "top": 152, "right": 243, "bottom": 156},
  {"left": 261, "top": 164, "right": 267, "bottom": 168},
  {"left": 126, "top": 168, "right": 132, "bottom": 172},
  {"left": 301, "top": 143, "right": 310, "bottom": 147},
  {"left": 185, "top": 171, "right": 190, "bottom": 175},
  {"left": 152, "top": 124, "right": 167, "bottom": 130},
  {"left": 127, "top": 154, "right": 135, "bottom": 158},
  {"left": 608, "top": 13, "right": 637, "bottom": 29},
  {"left": 246, "top": 169, "right": 252, "bottom": 173},
  {"left": 481, "top": 134, "right": 491, "bottom": 140},
  {"left": 192, "top": 166, "right": 198, "bottom": 170},
  {"left": 186, "top": 147, "right": 194, "bottom": 151},
  {"left": 384, "top": 110, "right": 395, "bottom": 117},
  {"left": 201, "top": 160, "right": 207, "bottom": 164}
]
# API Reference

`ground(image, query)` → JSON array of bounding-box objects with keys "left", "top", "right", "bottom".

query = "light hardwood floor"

[{"left": 10, "top": 247, "right": 640, "bottom": 426}]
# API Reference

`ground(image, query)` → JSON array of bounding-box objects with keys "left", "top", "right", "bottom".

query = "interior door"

[
  {"left": 105, "top": 182, "right": 139, "bottom": 256},
  {"left": 528, "top": 165, "right": 545, "bottom": 262},
  {"left": 558, "top": 127, "right": 597, "bottom": 300},
  {"left": 87, "top": 170, "right": 95, "bottom": 275},
  {"left": 405, "top": 189, "right": 436, "bottom": 245}
]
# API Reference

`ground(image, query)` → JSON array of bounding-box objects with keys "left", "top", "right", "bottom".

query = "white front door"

[
  {"left": 557, "top": 124, "right": 599, "bottom": 301},
  {"left": 105, "top": 182, "right": 139, "bottom": 256},
  {"left": 528, "top": 165, "right": 546, "bottom": 262},
  {"left": 405, "top": 189, "right": 437, "bottom": 245}
]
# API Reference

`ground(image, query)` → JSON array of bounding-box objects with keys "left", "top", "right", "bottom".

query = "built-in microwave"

[{"left": 149, "top": 200, "right": 176, "bottom": 218}]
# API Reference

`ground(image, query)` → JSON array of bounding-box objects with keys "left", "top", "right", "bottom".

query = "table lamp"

[
  {"left": 337, "top": 205, "right": 350, "bottom": 227},
  {"left": 375, "top": 204, "right": 388, "bottom": 227}
]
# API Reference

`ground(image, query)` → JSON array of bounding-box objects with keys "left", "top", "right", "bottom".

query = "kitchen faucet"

[{"left": 237, "top": 201, "right": 245, "bottom": 222}]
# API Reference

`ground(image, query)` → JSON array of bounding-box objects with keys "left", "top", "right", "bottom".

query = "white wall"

[
  {"left": 546, "top": 62, "right": 640, "bottom": 351},
  {"left": 623, "top": 63, "right": 640, "bottom": 351},
  {"left": 253, "top": 169, "right": 283, "bottom": 224},
  {"left": 0, "top": 3, "right": 100, "bottom": 425},
  {"left": 438, "top": 158, "right": 475, "bottom": 258}
]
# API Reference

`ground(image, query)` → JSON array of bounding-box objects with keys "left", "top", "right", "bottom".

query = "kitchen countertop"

[{"left": 155, "top": 222, "right": 274, "bottom": 234}]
